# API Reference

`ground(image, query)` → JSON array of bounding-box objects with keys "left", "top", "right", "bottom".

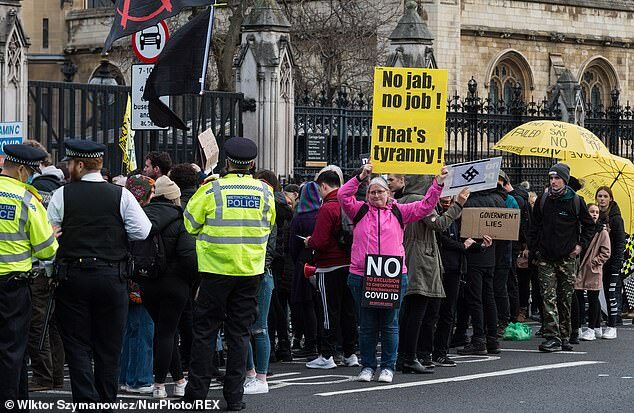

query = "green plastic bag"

[{"left": 502, "top": 322, "right": 532, "bottom": 341}]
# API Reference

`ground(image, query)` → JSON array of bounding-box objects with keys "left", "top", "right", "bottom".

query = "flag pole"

[{"left": 199, "top": 4, "right": 217, "bottom": 95}]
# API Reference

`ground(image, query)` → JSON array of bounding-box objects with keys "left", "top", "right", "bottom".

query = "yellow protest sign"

[{"left": 371, "top": 66, "right": 448, "bottom": 174}]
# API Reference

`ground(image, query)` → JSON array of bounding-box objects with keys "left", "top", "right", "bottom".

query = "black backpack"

[
  {"left": 129, "top": 233, "right": 167, "bottom": 282},
  {"left": 338, "top": 204, "right": 404, "bottom": 251}
]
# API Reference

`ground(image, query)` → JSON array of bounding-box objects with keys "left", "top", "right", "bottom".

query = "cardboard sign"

[
  {"left": 198, "top": 128, "right": 219, "bottom": 173},
  {"left": 362, "top": 254, "right": 403, "bottom": 309},
  {"left": 370, "top": 66, "right": 448, "bottom": 175},
  {"left": 460, "top": 208, "right": 521, "bottom": 241},
  {"left": 441, "top": 157, "right": 502, "bottom": 197}
]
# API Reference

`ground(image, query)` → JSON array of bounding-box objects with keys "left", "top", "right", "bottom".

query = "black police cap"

[
  {"left": 224, "top": 137, "right": 258, "bottom": 165},
  {"left": 62, "top": 139, "right": 106, "bottom": 161},
  {"left": 3, "top": 144, "right": 48, "bottom": 170}
]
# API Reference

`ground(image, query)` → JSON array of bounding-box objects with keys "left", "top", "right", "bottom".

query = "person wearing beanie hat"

[
  {"left": 138, "top": 173, "right": 196, "bottom": 398},
  {"left": 549, "top": 163, "right": 571, "bottom": 185},
  {"left": 126, "top": 175, "right": 155, "bottom": 206},
  {"left": 154, "top": 176, "right": 181, "bottom": 206},
  {"left": 527, "top": 164, "right": 595, "bottom": 353}
]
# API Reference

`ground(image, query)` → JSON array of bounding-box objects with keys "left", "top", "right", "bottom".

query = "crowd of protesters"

[{"left": 19, "top": 146, "right": 634, "bottom": 408}]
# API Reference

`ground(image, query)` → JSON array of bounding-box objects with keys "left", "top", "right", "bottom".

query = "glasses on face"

[{"left": 369, "top": 190, "right": 387, "bottom": 196}]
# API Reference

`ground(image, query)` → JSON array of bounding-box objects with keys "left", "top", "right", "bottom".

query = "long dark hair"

[{"left": 595, "top": 185, "right": 616, "bottom": 218}]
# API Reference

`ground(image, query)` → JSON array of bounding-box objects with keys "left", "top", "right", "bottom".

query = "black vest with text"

[{"left": 57, "top": 181, "right": 128, "bottom": 261}]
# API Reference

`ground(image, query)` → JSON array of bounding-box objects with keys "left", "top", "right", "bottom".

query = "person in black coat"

[
  {"left": 596, "top": 186, "right": 626, "bottom": 338},
  {"left": 140, "top": 176, "right": 197, "bottom": 398},
  {"left": 457, "top": 188, "right": 505, "bottom": 355},
  {"left": 288, "top": 182, "right": 321, "bottom": 358}
]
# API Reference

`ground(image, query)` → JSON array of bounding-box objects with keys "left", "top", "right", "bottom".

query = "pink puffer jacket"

[{"left": 338, "top": 176, "right": 443, "bottom": 276}]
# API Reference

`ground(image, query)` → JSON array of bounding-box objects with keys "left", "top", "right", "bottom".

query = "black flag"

[
  {"left": 103, "top": 0, "right": 211, "bottom": 52},
  {"left": 143, "top": 8, "right": 211, "bottom": 130}
]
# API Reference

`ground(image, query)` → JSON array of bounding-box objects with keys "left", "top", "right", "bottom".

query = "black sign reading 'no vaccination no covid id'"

[{"left": 362, "top": 254, "right": 403, "bottom": 309}]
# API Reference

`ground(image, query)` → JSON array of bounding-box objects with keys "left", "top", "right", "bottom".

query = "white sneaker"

[
  {"left": 153, "top": 386, "right": 167, "bottom": 398},
  {"left": 343, "top": 354, "right": 360, "bottom": 367},
  {"left": 579, "top": 328, "right": 596, "bottom": 341},
  {"left": 357, "top": 368, "right": 374, "bottom": 382},
  {"left": 602, "top": 327, "right": 617, "bottom": 339},
  {"left": 306, "top": 355, "right": 337, "bottom": 369},
  {"left": 174, "top": 380, "right": 187, "bottom": 397},
  {"left": 127, "top": 385, "right": 154, "bottom": 394},
  {"left": 377, "top": 369, "right": 394, "bottom": 383},
  {"left": 594, "top": 327, "right": 603, "bottom": 339},
  {"left": 243, "top": 378, "right": 269, "bottom": 395}
]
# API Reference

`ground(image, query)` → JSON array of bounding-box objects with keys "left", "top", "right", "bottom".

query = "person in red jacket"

[{"left": 304, "top": 170, "right": 359, "bottom": 369}]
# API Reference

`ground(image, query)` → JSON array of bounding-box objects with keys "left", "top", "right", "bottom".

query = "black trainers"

[
  {"left": 457, "top": 341, "right": 487, "bottom": 356},
  {"left": 291, "top": 339, "right": 302, "bottom": 350},
  {"left": 538, "top": 338, "right": 562, "bottom": 352},
  {"left": 432, "top": 355, "right": 456, "bottom": 367},
  {"left": 401, "top": 359, "right": 434, "bottom": 374},
  {"left": 418, "top": 354, "right": 434, "bottom": 368},
  {"left": 535, "top": 328, "right": 544, "bottom": 337},
  {"left": 568, "top": 335, "right": 580, "bottom": 345},
  {"left": 293, "top": 346, "right": 318, "bottom": 359},
  {"left": 561, "top": 339, "right": 574, "bottom": 351}
]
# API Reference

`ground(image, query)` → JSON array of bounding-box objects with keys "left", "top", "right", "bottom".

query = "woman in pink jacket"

[{"left": 339, "top": 163, "right": 446, "bottom": 384}]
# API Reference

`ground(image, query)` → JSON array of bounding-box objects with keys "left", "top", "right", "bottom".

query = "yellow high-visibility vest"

[
  {"left": 184, "top": 173, "right": 276, "bottom": 276},
  {"left": 0, "top": 176, "right": 58, "bottom": 276}
]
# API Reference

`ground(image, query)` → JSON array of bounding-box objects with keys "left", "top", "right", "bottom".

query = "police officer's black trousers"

[
  {"left": 185, "top": 274, "right": 260, "bottom": 405},
  {"left": 0, "top": 277, "right": 30, "bottom": 410},
  {"left": 55, "top": 266, "right": 128, "bottom": 405}
]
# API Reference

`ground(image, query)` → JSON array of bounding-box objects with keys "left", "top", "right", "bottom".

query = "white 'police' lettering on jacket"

[{"left": 226, "top": 195, "right": 261, "bottom": 209}]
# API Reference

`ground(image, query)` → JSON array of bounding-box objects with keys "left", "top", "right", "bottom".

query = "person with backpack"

[
  {"left": 304, "top": 170, "right": 359, "bottom": 370},
  {"left": 397, "top": 176, "right": 468, "bottom": 374},
  {"left": 575, "top": 203, "right": 611, "bottom": 341},
  {"left": 134, "top": 175, "right": 197, "bottom": 398},
  {"left": 119, "top": 175, "right": 156, "bottom": 396},
  {"left": 289, "top": 182, "right": 321, "bottom": 359},
  {"left": 595, "top": 186, "right": 626, "bottom": 338},
  {"left": 527, "top": 163, "right": 595, "bottom": 352},
  {"left": 342, "top": 163, "right": 446, "bottom": 383}
]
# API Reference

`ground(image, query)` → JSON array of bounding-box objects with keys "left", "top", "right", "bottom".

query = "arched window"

[
  {"left": 579, "top": 57, "right": 619, "bottom": 113},
  {"left": 487, "top": 52, "right": 533, "bottom": 105}
]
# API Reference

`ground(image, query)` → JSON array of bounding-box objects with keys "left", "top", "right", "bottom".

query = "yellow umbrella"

[
  {"left": 568, "top": 154, "right": 634, "bottom": 234},
  {"left": 493, "top": 120, "right": 611, "bottom": 160}
]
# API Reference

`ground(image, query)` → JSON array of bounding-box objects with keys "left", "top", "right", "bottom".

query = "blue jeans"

[
  {"left": 119, "top": 304, "right": 154, "bottom": 388},
  {"left": 247, "top": 270, "right": 274, "bottom": 374},
  {"left": 347, "top": 273, "right": 408, "bottom": 371}
]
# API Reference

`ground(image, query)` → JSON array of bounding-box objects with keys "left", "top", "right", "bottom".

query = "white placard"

[
  {"left": 441, "top": 157, "right": 503, "bottom": 197},
  {"left": 131, "top": 64, "right": 169, "bottom": 131}
]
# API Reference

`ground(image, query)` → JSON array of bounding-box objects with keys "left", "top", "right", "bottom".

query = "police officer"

[
  {"left": 47, "top": 140, "right": 151, "bottom": 405},
  {"left": 183, "top": 137, "right": 276, "bottom": 411},
  {"left": 0, "top": 144, "right": 58, "bottom": 408}
]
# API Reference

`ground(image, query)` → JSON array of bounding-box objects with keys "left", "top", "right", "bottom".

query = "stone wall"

[{"left": 454, "top": 0, "right": 634, "bottom": 100}]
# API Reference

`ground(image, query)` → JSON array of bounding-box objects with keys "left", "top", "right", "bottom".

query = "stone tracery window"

[
  {"left": 581, "top": 66, "right": 611, "bottom": 112},
  {"left": 487, "top": 52, "right": 532, "bottom": 106}
]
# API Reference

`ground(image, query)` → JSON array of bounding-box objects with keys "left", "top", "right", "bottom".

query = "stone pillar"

[
  {"left": 0, "top": 2, "right": 29, "bottom": 135},
  {"left": 423, "top": 0, "right": 460, "bottom": 91},
  {"left": 386, "top": 1, "right": 436, "bottom": 69},
  {"left": 551, "top": 69, "right": 583, "bottom": 125},
  {"left": 234, "top": 0, "right": 295, "bottom": 178}
]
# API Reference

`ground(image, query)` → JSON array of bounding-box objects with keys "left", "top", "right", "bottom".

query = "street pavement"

[{"left": 29, "top": 321, "right": 634, "bottom": 412}]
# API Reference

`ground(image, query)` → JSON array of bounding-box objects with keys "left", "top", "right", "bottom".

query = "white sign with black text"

[
  {"left": 441, "top": 157, "right": 503, "bottom": 197},
  {"left": 131, "top": 64, "right": 169, "bottom": 131}
]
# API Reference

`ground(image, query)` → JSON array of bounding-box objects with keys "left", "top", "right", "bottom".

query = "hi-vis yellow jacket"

[
  {"left": 0, "top": 175, "right": 58, "bottom": 276},
  {"left": 184, "top": 173, "right": 276, "bottom": 276}
]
